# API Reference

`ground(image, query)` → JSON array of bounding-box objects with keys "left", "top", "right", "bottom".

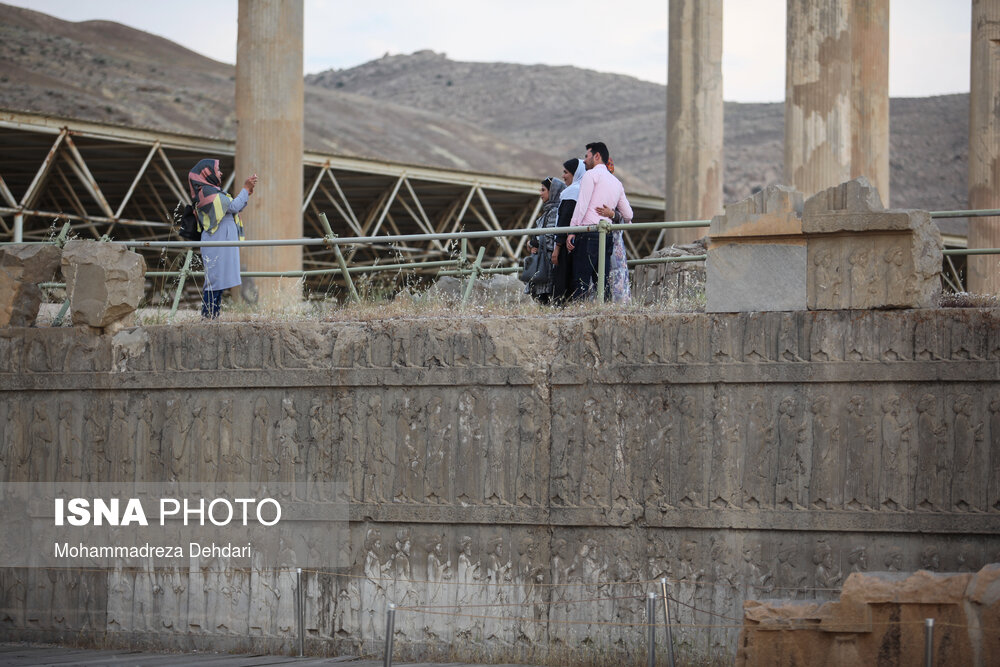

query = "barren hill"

[{"left": 0, "top": 3, "right": 971, "bottom": 219}]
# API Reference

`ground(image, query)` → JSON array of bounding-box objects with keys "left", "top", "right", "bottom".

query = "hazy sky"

[{"left": 5, "top": 0, "right": 972, "bottom": 102}]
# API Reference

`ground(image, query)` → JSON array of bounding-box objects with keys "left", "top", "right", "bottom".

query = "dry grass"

[{"left": 939, "top": 291, "right": 1000, "bottom": 308}]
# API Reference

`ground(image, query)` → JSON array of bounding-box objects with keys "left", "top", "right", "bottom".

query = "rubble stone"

[
  {"left": 0, "top": 244, "right": 61, "bottom": 327},
  {"left": 61, "top": 240, "right": 146, "bottom": 330}
]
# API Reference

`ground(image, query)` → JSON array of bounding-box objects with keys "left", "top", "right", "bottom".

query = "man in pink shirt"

[{"left": 567, "top": 142, "right": 633, "bottom": 300}]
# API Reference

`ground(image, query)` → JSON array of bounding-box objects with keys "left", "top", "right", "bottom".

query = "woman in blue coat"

[{"left": 187, "top": 159, "right": 258, "bottom": 318}]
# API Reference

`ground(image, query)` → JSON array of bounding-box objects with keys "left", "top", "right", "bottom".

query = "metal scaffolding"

[{"left": 0, "top": 108, "right": 667, "bottom": 289}]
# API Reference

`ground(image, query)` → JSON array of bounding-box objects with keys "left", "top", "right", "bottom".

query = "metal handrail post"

[
  {"left": 319, "top": 213, "right": 360, "bottom": 303},
  {"left": 597, "top": 219, "right": 610, "bottom": 303},
  {"left": 168, "top": 248, "right": 194, "bottom": 322},
  {"left": 296, "top": 567, "right": 304, "bottom": 657},
  {"left": 660, "top": 578, "right": 676, "bottom": 667},
  {"left": 646, "top": 591, "right": 657, "bottom": 667},
  {"left": 924, "top": 618, "right": 934, "bottom": 667},
  {"left": 383, "top": 604, "right": 396, "bottom": 667},
  {"left": 461, "top": 246, "right": 486, "bottom": 306}
]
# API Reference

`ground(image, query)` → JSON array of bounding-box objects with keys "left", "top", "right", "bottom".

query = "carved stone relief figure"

[
  {"left": 710, "top": 315, "right": 739, "bottom": 362},
  {"left": 883, "top": 547, "right": 904, "bottom": 572},
  {"left": 915, "top": 393, "right": 950, "bottom": 511},
  {"left": 248, "top": 529, "right": 277, "bottom": 636},
  {"left": 809, "top": 395, "right": 844, "bottom": 509},
  {"left": 275, "top": 532, "right": 298, "bottom": 635},
  {"left": 484, "top": 536, "right": 512, "bottom": 644},
  {"left": 846, "top": 312, "right": 876, "bottom": 362},
  {"left": 216, "top": 398, "right": 242, "bottom": 489},
  {"left": 777, "top": 312, "right": 803, "bottom": 362},
  {"left": 675, "top": 393, "right": 707, "bottom": 507},
  {"left": 276, "top": 398, "right": 300, "bottom": 500},
  {"left": 742, "top": 312, "right": 770, "bottom": 363},
  {"left": 455, "top": 535, "right": 483, "bottom": 643},
  {"left": 743, "top": 396, "right": 776, "bottom": 509},
  {"left": 812, "top": 541, "right": 842, "bottom": 594},
  {"left": 364, "top": 394, "right": 390, "bottom": 504},
  {"left": 710, "top": 392, "right": 742, "bottom": 508},
  {"left": 393, "top": 397, "right": 422, "bottom": 503},
  {"left": 424, "top": 395, "right": 452, "bottom": 504},
  {"left": 580, "top": 397, "right": 610, "bottom": 508},
  {"left": 187, "top": 403, "right": 208, "bottom": 488},
  {"left": 847, "top": 545, "right": 868, "bottom": 574},
  {"left": 951, "top": 394, "right": 985, "bottom": 511},
  {"left": 456, "top": 390, "right": 487, "bottom": 506},
  {"left": 920, "top": 545, "right": 940, "bottom": 572},
  {"left": 56, "top": 401, "right": 81, "bottom": 490},
  {"left": 643, "top": 394, "right": 672, "bottom": 507},
  {"left": 775, "top": 543, "right": 806, "bottom": 599},
  {"left": 675, "top": 539, "right": 704, "bottom": 651},
  {"left": 879, "top": 395, "right": 913, "bottom": 510},
  {"left": 251, "top": 397, "right": 272, "bottom": 495},
  {"left": 776, "top": 395, "right": 810, "bottom": 508},
  {"left": 848, "top": 245, "right": 878, "bottom": 308},
  {"left": 516, "top": 536, "right": 546, "bottom": 645},
  {"left": 389, "top": 529, "right": 419, "bottom": 641},
  {"left": 426, "top": 533, "right": 452, "bottom": 609},
  {"left": 549, "top": 393, "right": 574, "bottom": 506},
  {"left": 82, "top": 399, "right": 108, "bottom": 484},
  {"left": 808, "top": 312, "right": 843, "bottom": 362},
  {"left": 306, "top": 398, "right": 331, "bottom": 502},
  {"left": 27, "top": 401, "right": 53, "bottom": 483},
  {"left": 359, "top": 529, "right": 387, "bottom": 642},
  {"left": 514, "top": 394, "right": 539, "bottom": 506},
  {"left": 741, "top": 540, "right": 773, "bottom": 598},
  {"left": 812, "top": 247, "right": 842, "bottom": 309},
  {"left": 135, "top": 396, "right": 159, "bottom": 484},
  {"left": 914, "top": 315, "right": 943, "bottom": 361},
  {"left": 844, "top": 394, "right": 878, "bottom": 510},
  {"left": 485, "top": 391, "right": 514, "bottom": 506}
]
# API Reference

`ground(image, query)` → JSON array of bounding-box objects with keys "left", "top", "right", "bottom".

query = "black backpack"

[{"left": 172, "top": 200, "right": 200, "bottom": 242}]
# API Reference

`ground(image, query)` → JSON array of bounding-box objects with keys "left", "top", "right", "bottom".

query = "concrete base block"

[{"left": 706, "top": 243, "right": 807, "bottom": 312}]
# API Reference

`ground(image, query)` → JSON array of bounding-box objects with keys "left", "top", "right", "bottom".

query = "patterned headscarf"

[{"left": 187, "top": 158, "right": 244, "bottom": 239}]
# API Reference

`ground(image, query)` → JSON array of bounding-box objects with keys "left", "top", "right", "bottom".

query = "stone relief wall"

[{"left": 0, "top": 310, "right": 999, "bottom": 662}]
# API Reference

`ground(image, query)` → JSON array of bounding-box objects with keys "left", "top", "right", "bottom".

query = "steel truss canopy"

[{"left": 0, "top": 109, "right": 667, "bottom": 290}]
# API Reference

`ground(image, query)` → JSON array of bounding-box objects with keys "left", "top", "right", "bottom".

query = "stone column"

[
  {"left": 968, "top": 0, "right": 1000, "bottom": 294},
  {"left": 665, "top": 0, "right": 724, "bottom": 246},
  {"left": 235, "top": 0, "right": 304, "bottom": 306},
  {"left": 850, "top": 0, "right": 890, "bottom": 205},
  {"left": 784, "top": 0, "right": 852, "bottom": 199}
]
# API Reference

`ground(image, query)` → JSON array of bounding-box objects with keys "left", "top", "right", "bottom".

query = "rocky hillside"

[{"left": 0, "top": 3, "right": 971, "bottom": 217}]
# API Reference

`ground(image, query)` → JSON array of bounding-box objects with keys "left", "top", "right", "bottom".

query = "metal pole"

[
  {"left": 383, "top": 604, "right": 396, "bottom": 667},
  {"left": 924, "top": 618, "right": 934, "bottom": 667},
  {"left": 297, "top": 567, "right": 304, "bottom": 657},
  {"left": 660, "top": 578, "right": 676, "bottom": 667},
  {"left": 460, "top": 237, "right": 467, "bottom": 267},
  {"left": 647, "top": 591, "right": 657, "bottom": 667},
  {"left": 168, "top": 248, "right": 194, "bottom": 322},
  {"left": 461, "top": 246, "right": 486, "bottom": 306},
  {"left": 597, "top": 220, "right": 608, "bottom": 303},
  {"left": 13, "top": 213, "right": 22, "bottom": 242},
  {"left": 319, "top": 212, "right": 360, "bottom": 303}
]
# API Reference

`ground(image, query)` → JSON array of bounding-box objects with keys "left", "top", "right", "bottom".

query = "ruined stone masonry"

[
  {"left": 707, "top": 179, "right": 942, "bottom": 313},
  {"left": 1, "top": 310, "right": 999, "bottom": 663}
]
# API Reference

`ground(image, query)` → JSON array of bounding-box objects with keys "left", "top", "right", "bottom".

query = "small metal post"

[
  {"left": 647, "top": 591, "right": 657, "bottom": 667},
  {"left": 168, "top": 248, "right": 194, "bottom": 322},
  {"left": 460, "top": 237, "right": 468, "bottom": 267},
  {"left": 597, "top": 220, "right": 609, "bottom": 303},
  {"left": 924, "top": 618, "right": 934, "bottom": 667},
  {"left": 461, "top": 246, "right": 486, "bottom": 306},
  {"left": 13, "top": 213, "right": 23, "bottom": 243},
  {"left": 319, "top": 213, "right": 360, "bottom": 304},
  {"left": 383, "top": 604, "right": 396, "bottom": 667},
  {"left": 660, "top": 578, "right": 676, "bottom": 667},
  {"left": 296, "top": 567, "right": 304, "bottom": 657}
]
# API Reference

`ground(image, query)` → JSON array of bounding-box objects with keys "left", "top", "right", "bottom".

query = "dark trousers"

[
  {"left": 570, "top": 232, "right": 612, "bottom": 301},
  {"left": 202, "top": 289, "right": 223, "bottom": 319},
  {"left": 551, "top": 244, "right": 572, "bottom": 305}
]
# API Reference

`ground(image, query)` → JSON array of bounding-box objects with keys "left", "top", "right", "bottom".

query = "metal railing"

[{"left": 8, "top": 208, "right": 1000, "bottom": 323}]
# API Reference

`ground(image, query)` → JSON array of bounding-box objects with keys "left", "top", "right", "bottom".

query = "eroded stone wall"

[{"left": 1, "top": 310, "right": 999, "bottom": 663}]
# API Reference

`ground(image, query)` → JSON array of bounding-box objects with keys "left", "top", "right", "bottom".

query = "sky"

[{"left": 5, "top": 0, "right": 972, "bottom": 103}]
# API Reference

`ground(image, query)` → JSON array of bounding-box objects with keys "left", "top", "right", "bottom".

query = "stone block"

[
  {"left": 633, "top": 238, "right": 706, "bottom": 306},
  {"left": 0, "top": 244, "right": 62, "bottom": 327},
  {"left": 61, "top": 240, "right": 146, "bottom": 330},
  {"left": 706, "top": 242, "right": 807, "bottom": 312},
  {"left": 710, "top": 184, "right": 803, "bottom": 237},
  {"left": 804, "top": 179, "right": 942, "bottom": 309}
]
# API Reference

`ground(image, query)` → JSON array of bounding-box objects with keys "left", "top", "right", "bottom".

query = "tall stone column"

[
  {"left": 968, "top": 0, "right": 1000, "bottom": 294},
  {"left": 235, "top": 0, "right": 304, "bottom": 306},
  {"left": 850, "top": 0, "right": 890, "bottom": 205},
  {"left": 665, "top": 0, "right": 723, "bottom": 246},
  {"left": 784, "top": 0, "right": 852, "bottom": 199}
]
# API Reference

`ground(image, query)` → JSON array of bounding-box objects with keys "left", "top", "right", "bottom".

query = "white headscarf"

[{"left": 559, "top": 158, "right": 588, "bottom": 203}]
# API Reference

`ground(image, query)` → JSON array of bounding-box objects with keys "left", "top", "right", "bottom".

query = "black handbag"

[
  {"left": 529, "top": 251, "right": 551, "bottom": 286},
  {"left": 519, "top": 253, "right": 540, "bottom": 283}
]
